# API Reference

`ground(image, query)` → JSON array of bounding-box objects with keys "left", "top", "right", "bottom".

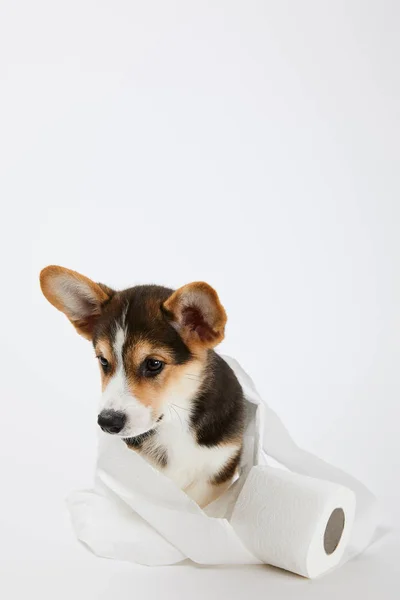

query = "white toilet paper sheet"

[{"left": 68, "top": 355, "right": 380, "bottom": 572}]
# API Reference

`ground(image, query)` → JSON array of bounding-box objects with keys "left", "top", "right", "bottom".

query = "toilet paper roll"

[{"left": 230, "top": 465, "right": 356, "bottom": 578}]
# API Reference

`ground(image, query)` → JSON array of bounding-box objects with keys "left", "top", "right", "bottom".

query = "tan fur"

[
  {"left": 95, "top": 329, "right": 207, "bottom": 418},
  {"left": 129, "top": 339, "right": 175, "bottom": 367},
  {"left": 94, "top": 337, "right": 115, "bottom": 391},
  {"left": 40, "top": 266, "right": 111, "bottom": 339},
  {"left": 126, "top": 354, "right": 205, "bottom": 418}
]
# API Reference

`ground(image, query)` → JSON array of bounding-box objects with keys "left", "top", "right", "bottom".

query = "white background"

[{"left": 1, "top": 1, "right": 399, "bottom": 598}]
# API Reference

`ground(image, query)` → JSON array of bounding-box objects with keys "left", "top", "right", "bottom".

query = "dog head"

[{"left": 40, "top": 266, "right": 227, "bottom": 438}]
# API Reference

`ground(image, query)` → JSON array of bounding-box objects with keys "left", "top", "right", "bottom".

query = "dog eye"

[
  {"left": 97, "top": 356, "right": 109, "bottom": 370},
  {"left": 144, "top": 358, "right": 164, "bottom": 375}
]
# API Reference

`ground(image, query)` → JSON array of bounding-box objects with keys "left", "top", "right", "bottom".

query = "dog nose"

[{"left": 97, "top": 410, "right": 126, "bottom": 434}]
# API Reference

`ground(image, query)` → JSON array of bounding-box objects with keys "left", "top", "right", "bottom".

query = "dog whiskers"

[
  {"left": 184, "top": 375, "right": 202, "bottom": 382},
  {"left": 171, "top": 403, "right": 191, "bottom": 412},
  {"left": 168, "top": 405, "right": 184, "bottom": 430}
]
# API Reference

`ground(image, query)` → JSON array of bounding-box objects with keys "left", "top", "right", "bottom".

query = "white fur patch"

[
  {"left": 113, "top": 326, "right": 126, "bottom": 364},
  {"left": 154, "top": 406, "right": 237, "bottom": 491},
  {"left": 99, "top": 326, "right": 154, "bottom": 437}
]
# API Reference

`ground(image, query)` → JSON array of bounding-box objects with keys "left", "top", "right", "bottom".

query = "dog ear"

[
  {"left": 39, "top": 265, "right": 114, "bottom": 340},
  {"left": 162, "top": 282, "right": 227, "bottom": 350}
]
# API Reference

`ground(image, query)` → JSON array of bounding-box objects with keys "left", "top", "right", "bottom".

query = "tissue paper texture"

[{"left": 230, "top": 466, "right": 356, "bottom": 577}]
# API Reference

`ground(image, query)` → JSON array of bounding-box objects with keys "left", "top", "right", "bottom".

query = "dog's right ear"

[
  {"left": 39, "top": 266, "right": 114, "bottom": 340},
  {"left": 162, "top": 281, "right": 227, "bottom": 350}
]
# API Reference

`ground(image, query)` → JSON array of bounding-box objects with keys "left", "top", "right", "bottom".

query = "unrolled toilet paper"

[
  {"left": 231, "top": 465, "right": 356, "bottom": 578},
  {"left": 67, "top": 354, "right": 379, "bottom": 577}
]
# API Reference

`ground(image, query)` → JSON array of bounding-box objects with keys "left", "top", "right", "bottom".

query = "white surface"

[{"left": 1, "top": 1, "right": 399, "bottom": 598}]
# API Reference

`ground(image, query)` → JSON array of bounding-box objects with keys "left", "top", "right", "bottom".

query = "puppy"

[{"left": 40, "top": 266, "right": 245, "bottom": 508}]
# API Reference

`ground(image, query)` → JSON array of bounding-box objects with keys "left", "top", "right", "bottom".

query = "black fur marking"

[
  {"left": 211, "top": 448, "right": 242, "bottom": 485},
  {"left": 92, "top": 285, "right": 192, "bottom": 365},
  {"left": 190, "top": 352, "right": 246, "bottom": 447},
  {"left": 154, "top": 447, "right": 168, "bottom": 468},
  {"left": 123, "top": 428, "right": 156, "bottom": 449},
  {"left": 124, "top": 429, "right": 168, "bottom": 468}
]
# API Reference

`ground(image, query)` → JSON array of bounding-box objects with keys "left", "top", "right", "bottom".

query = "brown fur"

[{"left": 163, "top": 282, "right": 227, "bottom": 350}]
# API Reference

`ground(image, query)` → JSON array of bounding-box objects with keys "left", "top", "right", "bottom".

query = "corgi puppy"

[{"left": 40, "top": 266, "right": 245, "bottom": 508}]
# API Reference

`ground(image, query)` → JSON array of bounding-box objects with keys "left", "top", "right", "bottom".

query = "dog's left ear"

[{"left": 162, "top": 282, "right": 227, "bottom": 349}]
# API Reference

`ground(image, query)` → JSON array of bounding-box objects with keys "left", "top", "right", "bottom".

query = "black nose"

[{"left": 97, "top": 410, "right": 126, "bottom": 434}]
